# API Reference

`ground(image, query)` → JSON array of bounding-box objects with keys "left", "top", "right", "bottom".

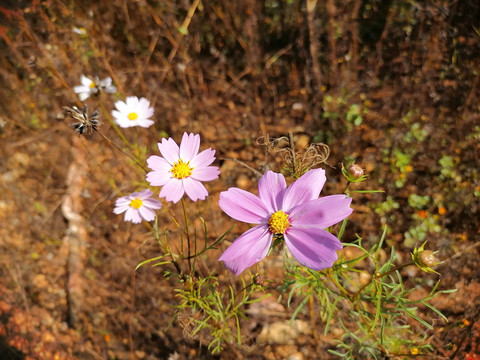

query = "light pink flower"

[
  {"left": 146, "top": 132, "right": 220, "bottom": 203},
  {"left": 218, "top": 169, "right": 353, "bottom": 275},
  {"left": 112, "top": 96, "right": 155, "bottom": 128},
  {"left": 113, "top": 189, "right": 162, "bottom": 223}
]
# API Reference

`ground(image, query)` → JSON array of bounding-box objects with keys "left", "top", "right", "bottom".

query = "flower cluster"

[
  {"left": 72, "top": 77, "right": 352, "bottom": 275},
  {"left": 114, "top": 132, "right": 220, "bottom": 221}
]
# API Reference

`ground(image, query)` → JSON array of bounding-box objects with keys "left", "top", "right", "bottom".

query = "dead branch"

[{"left": 61, "top": 136, "right": 88, "bottom": 328}]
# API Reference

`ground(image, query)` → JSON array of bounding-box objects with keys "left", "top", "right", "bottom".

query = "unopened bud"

[
  {"left": 411, "top": 242, "right": 440, "bottom": 274},
  {"left": 418, "top": 250, "right": 438, "bottom": 268},
  {"left": 253, "top": 274, "right": 265, "bottom": 286},
  {"left": 348, "top": 164, "right": 364, "bottom": 179}
]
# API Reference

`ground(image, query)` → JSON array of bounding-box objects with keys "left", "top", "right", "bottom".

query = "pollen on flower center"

[
  {"left": 128, "top": 112, "right": 138, "bottom": 120},
  {"left": 130, "top": 198, "right": 143, "bottom": 209},
  {"left": 89, "top": 81, "right": 96, "bottom": 88},
  {"left": 268, "top": 210, "right": 290, "bottom": 234},
  {"left": 171, "top": 159, "right": 193, "bottom": 179}
]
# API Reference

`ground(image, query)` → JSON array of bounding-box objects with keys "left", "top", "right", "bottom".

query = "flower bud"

[
  {"left": 253, "top": 274, "right": 265, "bottom": 286},
  {"left": 418, "top": 250, "right": 438, "bottom": 268},
  {"left": 348, "top": 164, "right": 364, "bottom": 179},
  {"left": 411, "top": 242, "right": 440, "bottom": 274}
]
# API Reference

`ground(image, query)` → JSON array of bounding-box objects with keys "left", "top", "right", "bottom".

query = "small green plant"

[
  {"left": 373, "top": 195, "right": 400, "bottom": 221},
  {"left": 174, "top": 274, "right": 267, "bottom": 353},
  {"left": 408, "top": 194, "right": 430, "bottom": 209},
  {"left": 403, "top": 208, "right": 444, "bottom": 248},
  {"left": 345, "top": 103, "right": 365, "bottom": 127},
  {"left": 322, "top": 95, "right": 367, "bottom": 131},
  {"left": 282, "top": 227, "right": 454, "bottom": 360},
  {"left": 391, "top": 148, "right": 413, "bottom": 188},
  {"left": 439, "top": 155, "right": 460, "bottom": 182},
  {"left": 402, "top": 122, "right": 428, "bottom": 143}
]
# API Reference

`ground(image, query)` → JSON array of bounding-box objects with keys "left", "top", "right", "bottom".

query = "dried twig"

[{"left": 62, "top": 136, "right": 88, "bottom": 328}]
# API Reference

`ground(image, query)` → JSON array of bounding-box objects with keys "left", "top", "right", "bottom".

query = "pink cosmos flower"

[
  {"left": 146, "top": 132, "right": 220, "bottom": 203},
  {"left": 218, "top": 169, "right": 353, "bottom": 275},
  {"left": 113, "top": 189, "right": 162, "bottom": 223}
]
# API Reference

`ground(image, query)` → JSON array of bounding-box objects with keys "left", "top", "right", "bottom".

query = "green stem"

[
  {"left": 99, "top": 101, "right": 131, "bottom": 148},
  {"left": 181, "top": 198, "right": 192, "bottom": 274},
  {"left": 95, "top": 129, "right": 147, "bottom": 173},
  {"left": 353, "top": 262, "right": 414, "bottom": 300}
]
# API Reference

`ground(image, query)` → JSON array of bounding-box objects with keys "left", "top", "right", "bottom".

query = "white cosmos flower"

[
  {"left": 112, "top": 96, "right": 155, "bottom": 128},
  {"left": 73, "top": 75, "right": 116, "bottom": 101}
]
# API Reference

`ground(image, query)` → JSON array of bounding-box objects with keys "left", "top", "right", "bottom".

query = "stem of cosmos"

[
  {"left": 353, "top": 262, "right": 414, "bottom": 299},
  {"left": 95, "top": 129, "right": 148, "bottom": 173},
  {"left": 99, "top": 101, "right": 132, "bottom": 148},
  {"left": 181, "top": 197, "right": 192, "bottom": 273}
]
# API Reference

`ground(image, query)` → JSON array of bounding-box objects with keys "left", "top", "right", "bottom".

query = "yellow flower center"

[
  {"left": 128, "top": 112, "right": 138, "bottom": 120},
  {"left": 129, "top": 198, "right": 143, "bottom": 209},
  {"left": 171, "top": 159, "right": 193, "bottom": 179},
  {"left": 89, "top": 81, "right": 96, "bottom": 88},
  {"left": 267, "top": 210, "right": 290, "bottom": 234}
]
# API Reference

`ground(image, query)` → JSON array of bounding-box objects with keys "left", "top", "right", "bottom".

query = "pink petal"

[
  {"left": 115, "top": 197, "right": 130, "bottom": 206},
  {"left": 290, "top": 195, "right": 353, "bottom": 229},
  {"left": 137, "top": 189, "right": 154, "bottom": 199},
  {"left": 219, "top": 188, "right": 269, "bottom": 223},
  {"left": 219, "top": 225, "right": 272, "bottom": 275},
  {"left": 142, "top": 198, "right": 162, "bottom": 209},
  {"left": 113, "top": 197, "right": 130, "bottom": 213},
  {"left": 157, "top": 138, "right": 180, "bottom": 164},
  {"left": 281, "top": 168, "right": 326, "bottom": 211},
  {"left": 146, "top": 156, "right": 172, "bottom": 186},
  {"left": 159, "top": 179, "right": 185, "bottom": 203},
  {"left": 147, "top": 155, "right": 171, "bottom": 172},
  {"left": 146, "top": 170, "right": 171, "bottom": 186},
  {"left": 284, "top": 227, "right": 342, "bottom": 271},
  {"left": 191, "top": 166, "right": 220, "bottom": 182},
  {"left": 258, "top": 171, "right": 287, "bottom": 213},
  {"left": 113, "top": 203, "right": 129, "bottom": 214},
  {"left": 125, "top": 208, "right": 142, "bottom": 224},
  {"left": 180, "top": 133, "right": 200, "bottom": 161},
  {"left": 183, "top": 177, "right": 208, "bottom": 201},
  {"left": 190, "top": 148, "right": 216, "bottom": 168},
  {"left": 138, "top": 206, "right": 156, "bottom": 222}
]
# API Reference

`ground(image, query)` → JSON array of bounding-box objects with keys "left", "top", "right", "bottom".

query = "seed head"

[{"left": 63, "top": 104, "right": 100, "bottom": 135}]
